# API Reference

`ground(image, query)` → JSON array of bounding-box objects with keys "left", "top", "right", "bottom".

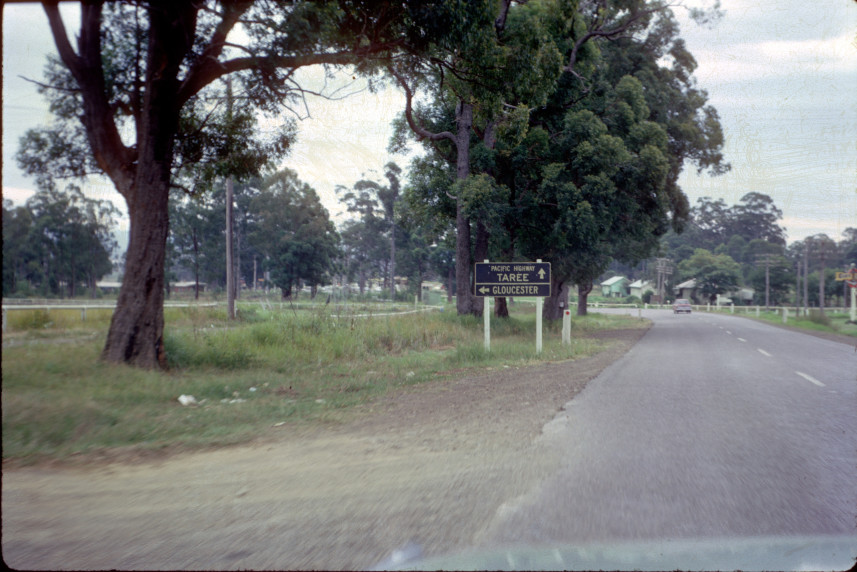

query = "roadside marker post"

[
  {"left": 562, "top": 309, "right": 571, "bottom": 345},
  {"left": 782, "top": 307, "right": 788, "bottom": 323},
  {"left": 834, "top": 266, "right": 857, "bottom": 322}
]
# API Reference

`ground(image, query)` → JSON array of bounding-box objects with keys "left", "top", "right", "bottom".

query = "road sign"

[
  {"left": 835, "top": 269, "right": 857, "bottom": 286},
  {"left": 474, "top": 261, "right": 551, "bottom": 297}
]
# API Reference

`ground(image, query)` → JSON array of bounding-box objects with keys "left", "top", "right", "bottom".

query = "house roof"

[
  {"left": 600, "top": 276, "right": 628, "bottom": 286},
  {"left": 675, "top": 279, "right": 696, "bottom": 289},
  {"left": 629, "top": 279, "right": 653, "bottom": 289}
]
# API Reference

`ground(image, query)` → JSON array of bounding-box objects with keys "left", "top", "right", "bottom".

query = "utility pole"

[
  {"left": 803, "top": 244, "right": 809, "bottom": 317},
  {"left": 755, "top": 253, "right": 775, "bottom": 310},
  {"left": 655, "top": 258, "right": 673, "bottom": 303},
  {"left": 809, "top": 237, "right": 834, "bottom": 315},
  {"left": 225, "top": 76, "right": 236, "bottom": 320},
  {"left": 794, "top": 258, "right": 801, "bottom": 313}
]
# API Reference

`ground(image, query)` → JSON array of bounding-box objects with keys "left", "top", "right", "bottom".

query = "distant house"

[
  {"left": 600, "top": 276, "right": 629, "bottom": 298},
  {"left": 674, "top": 279, "right": 697, "bottom": 302},
  {"left": 96, "top": 281, "right": 122, "bottom": 293},
  {"left": 172, "top": 281, "right": 206, "bottom": 294},
  {"left": 717, "top": 287, "right": 754, "bottom": 306},
  {"left": 673, "top": 280, "right": 755, "bottom": 305},
  {"left": 629, "top": 279, "right": 654, "bottom": 299}
]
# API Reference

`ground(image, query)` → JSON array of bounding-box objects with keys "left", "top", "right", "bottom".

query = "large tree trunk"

[
  {"left": 101, "top": 181, "right": 170, "bottom": 368},
  {"left": 494, "top": 297, "right": 509, "bottom": 317},
  {"left": 454, "top": 101, "right": 474, "bottom": 316},
  {"left": 544, "top": 275, "right": 569, "bottom": 321},
  {"left": 577, "top": 280, "right": 593, "bottom": 316},
  {"left": 471, "top": 220, "right": 489, "bottom": 317},
  {"left": 390, "top": 224, "right": 396, "bottom": 300}
]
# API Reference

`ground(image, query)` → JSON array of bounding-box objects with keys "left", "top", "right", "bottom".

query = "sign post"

[
  {"left": 562, "top": 309, "right": 571, "bottom": 345},
  {"left": 474, "top": 260, "right": 551, "bottom": 354},
  {"left": 483, "top": 260, "right": 491, "bottom": 352},
  {"left": 835, "top": 267, "right": 857, "bottom": 322}
]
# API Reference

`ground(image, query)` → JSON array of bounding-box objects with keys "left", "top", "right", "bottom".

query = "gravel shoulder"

[{"left": 2, "top": 327, "right": 648, "bottom": 571}]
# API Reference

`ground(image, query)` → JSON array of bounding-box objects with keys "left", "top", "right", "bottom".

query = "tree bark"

[
  {"left": 494, "top": 297, "right": 509, "bottom": 317},
  {"left": 101, "top": 181, "right": 170, "bottom": 368},
  {"left": 390, "top": 223, "right": 396, "bottom": 300},
  {"left": 576, "top": 280, "right": 593, "bottom": 316},
  {"left": 471, "top": 220, "right": 488, "bottom": 317},
  {"left": 454, "top": 101, "right": 474, "bottom": 316},
  {"left": 544, "top": 275, "right": 569, "bottom": 321}
]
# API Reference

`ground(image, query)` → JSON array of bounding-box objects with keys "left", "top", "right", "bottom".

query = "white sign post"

[
  {"left": 536, "top": 260, "right": 544, "bottom": 354},
  {"left": 852, "top": 286, "right": 856, "bottom": 323},
  {"left": 562, "top": 309, "right": 571, "bottom": 345},
  {"left": 835, "top": 267, "right": 857, "bottom": 322},
  {"left": 483, "top": 259, "right": 491, "bottom": 352}
]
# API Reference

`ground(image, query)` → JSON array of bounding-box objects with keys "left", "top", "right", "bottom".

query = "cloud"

[{"left": 692, "top": 32, "right": 857, "bottom": 84}]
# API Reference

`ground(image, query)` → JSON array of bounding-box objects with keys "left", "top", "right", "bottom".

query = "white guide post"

[
  {"left": 782, "top": 307, "right": 788, "bottom": 323},
  {"left": 562, "top": 309, "right": 571, "bottom": 345},
  {"left": 483, "top": 260, "right": 490, "bottom": 352},
  {"left": 851, "top": 287, "right": 856, "bottom": 322},
  {"left": 536, "top": 259, "right": 543, "bottom": 354}
]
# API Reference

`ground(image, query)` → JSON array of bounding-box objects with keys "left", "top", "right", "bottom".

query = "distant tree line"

[
  {"left": 3, "top": 186, "right": 118, "bottom": 298},
  {"left": 611, "top": 192, "right": 857, "bottom": 308}
]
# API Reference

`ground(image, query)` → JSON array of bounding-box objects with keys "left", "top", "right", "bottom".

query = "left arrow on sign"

[{"left": 478, "top": 287, "right": 491, "bottom": 294}]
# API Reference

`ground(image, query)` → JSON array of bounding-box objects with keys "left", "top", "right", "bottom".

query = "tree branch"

[
  {"left": 387, "top": 66, "right": 456, "bottom": 143},
  {"left": 42, "top": 1, "right": 135, "bottom": 198},
  {"left": 178, "top": 39, "right": 404, "bottom": 107},
  {"left": 564, "top": 4, "right": 665, "bottom": 72}
]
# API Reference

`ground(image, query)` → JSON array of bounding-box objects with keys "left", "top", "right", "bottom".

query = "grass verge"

[
  {"left": 2, "top": 303, "right": 646, "bottom": 465},
  {"left": 725, "top": 308, "right": 857, "bottom": 338}
]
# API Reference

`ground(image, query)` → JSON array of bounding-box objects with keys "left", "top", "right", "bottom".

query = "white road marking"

[
  {"left": 719, "top": 326, "right": 724, "bottom": 329},
  {"left": 757, "top": 348, "right": 772, "bottom": 357},
  {"left": 737, "top": 337, "right": 747, "bottom": 342},
  {"left": 796, "top": 371, "right": 825, "bottom": 387},
  {"left": 726, "top": 330, "right": 732, "bottom": 335}
]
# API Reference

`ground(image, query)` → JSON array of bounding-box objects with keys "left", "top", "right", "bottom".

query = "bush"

[
  {"left": 807, "top": 310, "right": 833, "bottom": 328},
  {"left": 623, "top": 295, "right": 641, "bottom": 305},
  {"left": 642, "top": 290, "right": 654, "bottom": 304}
]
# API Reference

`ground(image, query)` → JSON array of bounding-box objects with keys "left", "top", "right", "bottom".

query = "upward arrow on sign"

[{"left": 538, "top": 268, "right": 546, "bottom": 279}]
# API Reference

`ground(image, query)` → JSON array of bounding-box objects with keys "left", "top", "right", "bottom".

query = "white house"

[
  {"left": 600, "top": 276, "right": 629, "bottom": 297},
  {"left": 629, "top": 279, "right": 654, "bottom": 299}
]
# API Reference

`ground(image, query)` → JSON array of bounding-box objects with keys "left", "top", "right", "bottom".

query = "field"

[{"left": 2, "top": 300, "right": 646, "bottom": 465}]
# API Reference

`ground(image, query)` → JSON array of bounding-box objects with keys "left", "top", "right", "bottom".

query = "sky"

[{"left": 2, "top": 1, "right": 856, "bottom": 248}]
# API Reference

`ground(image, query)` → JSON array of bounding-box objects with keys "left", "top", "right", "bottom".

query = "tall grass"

[{"left": 2, "top": 304, "right": 645, "bottom": 463}]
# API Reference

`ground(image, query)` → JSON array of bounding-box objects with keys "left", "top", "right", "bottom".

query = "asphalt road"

[{"left": 479, "top": 309, "right": 857, "bottom": 549}]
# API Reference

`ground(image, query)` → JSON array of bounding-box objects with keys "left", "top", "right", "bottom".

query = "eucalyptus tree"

[
  {"left": 388, "top": 0, "right": 566, "bottom": 316},
  {"left": 248, "top": 170, "right": 339, "bottom": 300},
  {"left": 338, "top": 163, "right": 402, "bottom": 297},
  {"left": 2, "top": 186, "right": 118, "bottom": 298},
  {"left": 490, "top": 1, "right": 729, "bottom": 318},
  {"left": 18, "top": 1, "right": 448, "bottom": 368}
]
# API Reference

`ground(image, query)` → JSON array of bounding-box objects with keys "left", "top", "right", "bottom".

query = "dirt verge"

[{"left": 2, "top": 327, "right": 648, "bottom": 571}]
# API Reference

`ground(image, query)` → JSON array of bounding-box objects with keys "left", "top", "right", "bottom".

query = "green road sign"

[{"left": 474, "top": 261, "right": 551, "bottom": 297}]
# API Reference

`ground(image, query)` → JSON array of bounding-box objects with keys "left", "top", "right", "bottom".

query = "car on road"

[{"left": 673, "top": 299, "right": 692, "bottom": 314}]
